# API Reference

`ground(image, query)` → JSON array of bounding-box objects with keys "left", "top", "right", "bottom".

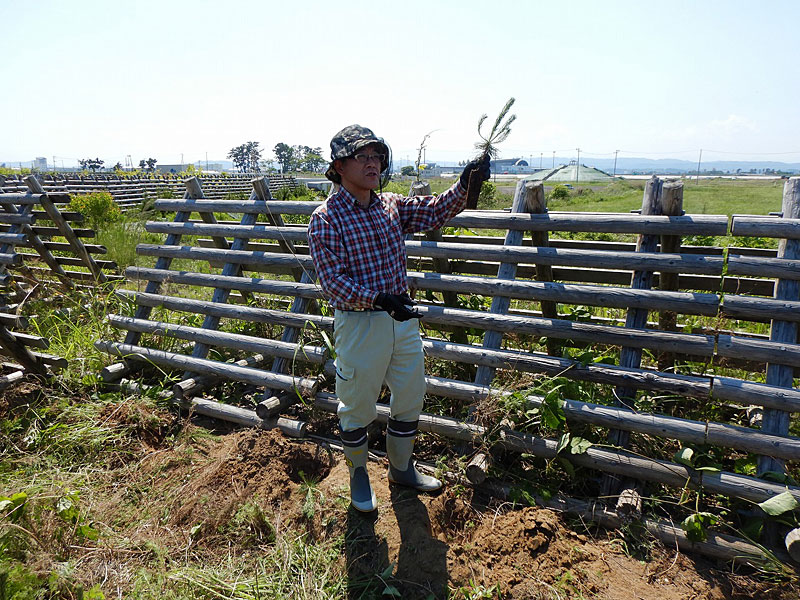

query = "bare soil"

[{"left": 88, "top": 427, "right": 798, "bottom": 599}]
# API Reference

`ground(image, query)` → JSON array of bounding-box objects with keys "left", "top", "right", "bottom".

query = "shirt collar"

[{"left": 336, "top": 185, "right": 380, "bottom": 209}]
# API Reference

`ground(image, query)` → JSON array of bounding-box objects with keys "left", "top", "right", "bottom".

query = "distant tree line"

[
  {"left": 226, "top": 142, "right": 327, "bottom": 174},
  {"left": 228, "top": 142, "right": 263, "bottom": 173},
  {"left": 272, "top": 143, "right": 326, "bottom": 174}
]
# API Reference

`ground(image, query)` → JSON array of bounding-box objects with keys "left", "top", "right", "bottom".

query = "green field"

[{"left": 535, "top": 178, "right": 785, "bottom": 216}]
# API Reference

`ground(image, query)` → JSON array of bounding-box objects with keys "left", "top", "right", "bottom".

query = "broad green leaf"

[
  {"left": 758, "top": 491, "right": 799, "bottom": 516},
  {"left": 56, "top": 495, "right": 80, "bottom": 523},
  {"left": 681, "top": 512, "right": 718, "bottom": 542},
  {"left": 674, "top": 447, "right": 694, "bottom": 467},
  {"left": 541, "top": 391, "right": 566, "bottom": 430},
  {"left": 77, "top": 524, "right": 100, "bottom": 541},
  {"left": 509, "top": 487, "right": 536, "bottom": 507},
  {"left": 569, "top": 437, "right": 593, "bottom": 455},
  {"left": 190, "top": 524, "right": 203, "bottom": 539},
  {"left": 741, "top": 517, "right": 763, "bottom": 541}
]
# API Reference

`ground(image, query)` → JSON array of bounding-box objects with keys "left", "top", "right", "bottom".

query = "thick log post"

[
  {"left": 786, "top": 527, "right": 800, "bottom": 562},
  {"left": 473, "top": 181, "right": 540, "bottom": 387},
  {"left": 526, "top": 183, "right": 560, "bottom": 355},
  {"left": 758, "top": 176, "right": 800, "bottom": 476},
  {"left": 602, "top": 176, "right": 664, "bottom": 498},
  {"left": 656, "top": 181, "right": 684, "bottom": 371}
]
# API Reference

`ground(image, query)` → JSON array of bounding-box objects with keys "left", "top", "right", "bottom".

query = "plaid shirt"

[{"left": 308, "top": 181, "right": 467, "bottom": 310}]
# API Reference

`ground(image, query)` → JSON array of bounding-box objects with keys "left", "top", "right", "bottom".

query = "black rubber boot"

[
  {"left": 386, "top": 418, "right": 442, "bottom": 492},
  {"left": 341, "top": 426, "right": 377, "bottom": 512}
]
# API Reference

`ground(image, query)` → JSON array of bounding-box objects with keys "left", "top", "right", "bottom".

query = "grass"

[
  {"left": 544, "top": 177, "right": 784, "bottom": 216},
  {"left": 2, "top": 177, "right": 799, "bottom": 597}
]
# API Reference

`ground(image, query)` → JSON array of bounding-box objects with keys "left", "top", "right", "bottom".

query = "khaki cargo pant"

[{"left": 333, "top": 309, "right": 426, "bottom": 432}]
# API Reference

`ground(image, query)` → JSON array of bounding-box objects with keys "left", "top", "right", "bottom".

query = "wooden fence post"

[
  {"left": 527, "top": 184, "right": 560, "bottom": 356},
  {"left": 656, "top": 181, "right": 685, "bottom": 372},
  {"left": 473, "top": 180, "right": 541, "bottom": 387},
  {"left": 7, "top": 178, "right": 74, "bottom": 290},
  {"left": 26, "top": 176, "right": 108, "bottom": 284},
  {"left": 123, "top": 178, "right": 203, "bottom": 346},
  {"left": 183, "top": 179, "right": 263, "bottom": 373},
  {"left": 758, "top": 176, "right": 800, "bottom": 476},
  {"left": 601, "top": 176, "right": 669, "bottom": 498}
]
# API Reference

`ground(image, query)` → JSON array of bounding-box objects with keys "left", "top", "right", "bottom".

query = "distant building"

[
  {"left": 489, "top": 158, "right": 533, "bottom": 174},
  {"left": 156, "top": 164, "right": 191, "bottom": 174},
  {"left": 523, "top": 163, "right": 615, "bottom": 182},
  {"left": 33, "top": 157, "right": 47, "bottom": 171}
]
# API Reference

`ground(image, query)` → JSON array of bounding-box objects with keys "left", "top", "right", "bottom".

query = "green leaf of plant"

[
  {"left": 741, "top": 517, "right": 763, "bottom": 541},
  {"left": 0, "top": 492, "right": 27, "bottom": 522},
  {"left": 56, "top": 495, "right": 80, "bottom": 523},
  {"left": 674, "top": 447, "right": 694, "bottom": 467},
  {"left": 681, "top": 512, "right": 718, "bottom": 542},
  {"left": 77, "top": 524, "right": 100, "bottom": 541},
  {"left": 556, "top": 433, "right": 570, "bottom": 455},
  {"left": 190, "top": 524, "right": 202, "bottom": 539},
  {"left": 758, "top": 491, "right": 799, "bottom": 516},
  {"left": 569, "top": 437, "right": 593, "bottom": 455},
  {"left": 382, "top": 584, "right": 401, "bottom": 598},
  {"left": 380, "top": 562, "right": 396, "bottom": 579},
  {"left": 509, "top": 487, "right": 536, "bottom": 507},
  {"left": 541, "top": 391, "right": 566, "bottom": 430}
]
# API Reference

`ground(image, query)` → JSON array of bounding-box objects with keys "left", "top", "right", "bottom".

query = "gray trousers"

[{"left": 333, "top": 309, "right": 426, "bottom": 431}]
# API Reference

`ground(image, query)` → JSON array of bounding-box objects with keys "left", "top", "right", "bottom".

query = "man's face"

[{"left": 335, "top": 142, "right": 383, "bottom": 193}]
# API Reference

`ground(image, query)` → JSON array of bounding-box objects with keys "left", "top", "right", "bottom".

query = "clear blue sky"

[{"left": 2, "top": 0, "right": 799, "bottom": 167}]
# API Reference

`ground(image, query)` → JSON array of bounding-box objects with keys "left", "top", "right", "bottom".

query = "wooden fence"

[
  {"left": 95, "top": 175, "right": 800, "bottom": 562},
  {"left": 0, "top": 174, "right": 116, "bottom": 381},
  {"left": 0, "top": 173, "right": 298, "bottom": 211}
]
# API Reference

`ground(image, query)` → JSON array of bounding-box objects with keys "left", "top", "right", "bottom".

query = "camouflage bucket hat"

[{"left": 325, "top": 124, "right": 390, "bottom": 182}]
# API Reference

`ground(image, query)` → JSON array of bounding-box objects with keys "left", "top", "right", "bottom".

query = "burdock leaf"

[{"left": 758, "top": 491, "right": 799, "bottom": 516}]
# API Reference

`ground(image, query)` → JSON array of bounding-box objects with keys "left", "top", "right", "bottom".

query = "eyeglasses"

[{"left": 350, "top": 153, "right": 386, "bottom": 164}]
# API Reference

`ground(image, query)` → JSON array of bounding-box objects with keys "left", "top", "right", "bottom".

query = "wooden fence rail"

[{"left": 96, "top": 175, "right": 800, "bottom": 558}]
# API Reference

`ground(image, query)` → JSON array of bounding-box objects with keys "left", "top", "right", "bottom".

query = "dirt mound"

[
  {"left": 93, "top": 428, "right": 796, "bottom": 599},
  {"left": 98, "top": 399, "right": 175, "bottom": 449},
  {"left": 160, "top": 428, "right": 332, "bottom": 530}
]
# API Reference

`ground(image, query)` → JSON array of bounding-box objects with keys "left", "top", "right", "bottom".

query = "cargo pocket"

[{"left": 334, "top": 359, "right": 355, "bottom": 382}]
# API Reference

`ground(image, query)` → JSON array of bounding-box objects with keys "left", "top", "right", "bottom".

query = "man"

[{"left": 307, "top": 124, "right": 490, "bottom": 512}]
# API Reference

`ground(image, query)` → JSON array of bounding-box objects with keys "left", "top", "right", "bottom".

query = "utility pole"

[
  {"left": 552, "top": 151, "right": 555, "bottom": 169},
  {"left": 613, "top": 149, "right": 619, "bottom": 177},
  {"left": 206, "top": 152, "right": 209, "bottom": 171},
  {"left": 576, "top": 148, "right": 580, "bottom": 183},
  {"left": 539, "top": 153, "right": 543, "bottom": 169},
  {"left": 181, "top": 153, "right": 184, "bottom": 169},
  {"left": 52, "top": 155, "right": 56, "bottom": 173},
  {"left": 696, "top": 149, "right": 702, "bottom": 184}
]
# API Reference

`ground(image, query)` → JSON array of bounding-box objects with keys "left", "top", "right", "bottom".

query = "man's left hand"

[
  {"left": 374, "top": 293, "right": 422, "bottom": 322},
  {"left": 459, "top": 154, "right": 491, "bottom": 189}
]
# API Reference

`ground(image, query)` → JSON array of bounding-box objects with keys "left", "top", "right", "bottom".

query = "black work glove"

[
  {"left": 459, "top": 154, "right": 491, "bottom": 189},
  {"left": 374, "top": 292, "right": 422, "bottom": 322}
]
